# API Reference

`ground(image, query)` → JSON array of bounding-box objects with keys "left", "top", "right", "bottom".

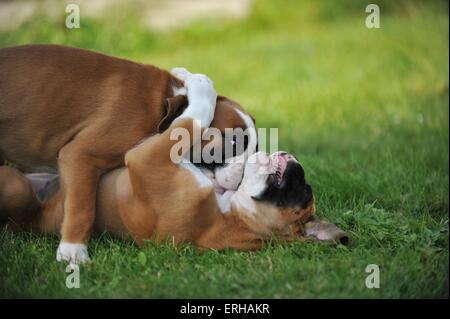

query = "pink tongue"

[{"left": 216, "top": 186, "right": 226, "bottom": 194}]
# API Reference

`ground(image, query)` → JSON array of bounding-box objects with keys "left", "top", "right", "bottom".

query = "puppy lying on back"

[
  {"left": 0, "top": 45, "right": 255, "bottom": 263},
  {"left": 0, "top": 72, "right": 348, "bottom": 263}
]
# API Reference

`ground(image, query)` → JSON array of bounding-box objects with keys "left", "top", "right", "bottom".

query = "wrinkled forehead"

[{"left": 211, "top": 96, "right": 252, "bottom": 131}]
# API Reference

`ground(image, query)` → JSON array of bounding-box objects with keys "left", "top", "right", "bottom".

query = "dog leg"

[
  {"left": 125, "top": 73, "right": 217, "bottom": 194},
  {"left": 56, "top": 144, "right": 108, "bottom": 264},
  {"left": 0, "top": 166, "right": 39, "bottom": 227},
  {"left": 179, "top": 74, "right": 217, "bottom": 128},
  {"left": 170, "top": 68, "right": 217, "bottom": 126}
]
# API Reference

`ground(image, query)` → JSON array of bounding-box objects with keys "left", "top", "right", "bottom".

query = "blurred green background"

[{"left": 0, "top": 0, "right": 448, "bottom": 298}]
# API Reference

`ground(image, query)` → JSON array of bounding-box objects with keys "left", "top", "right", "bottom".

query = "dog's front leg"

[
  {"left": 125, "top": 73, "right": 217, "bottom": 197},
  {"left": 56, "top": 142, "right": 112, "bottom": 264}
]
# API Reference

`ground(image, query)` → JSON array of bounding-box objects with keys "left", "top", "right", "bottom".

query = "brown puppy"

[
  {"left": 0, "top": 45, "right": 255, "bottom": 262},
  {"left": 0, "top": 74, "right": 348, "bottom": 262}
]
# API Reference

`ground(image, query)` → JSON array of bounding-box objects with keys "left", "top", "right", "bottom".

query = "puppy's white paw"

[
  {"left": 185, "top": 74, "right": 216, "bottom": 105},
  {"left": 171, "top": 67, "right": 192, "bottom": 82},
  {"left": 56, "top": 241, "right": 91, "bottom": 264},
  {"left": 180, "top": 74, "right": 217, "bottom": 128}
]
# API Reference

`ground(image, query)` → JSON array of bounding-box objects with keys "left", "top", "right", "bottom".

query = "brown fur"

[
  {"left": 0, "top": 44, "right": 249, "bottom": 246},
  {"left": 0, "top": 118, "right": 314, "bottom": 251}
]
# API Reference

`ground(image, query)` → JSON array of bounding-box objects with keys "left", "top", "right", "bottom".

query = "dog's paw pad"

[{"left": 56, "top": 241, "right": 91, "bottom": 264}]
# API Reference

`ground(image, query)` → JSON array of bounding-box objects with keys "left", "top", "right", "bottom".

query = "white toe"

[
  {"left": 56, "top": 241, "right": 91, "bottom": 264},
  {"left": 170, "top": 67, "right": 192, "bottom": 81},
  {"left": 179, "top": 73, "right": 217, "bottom": 128}
]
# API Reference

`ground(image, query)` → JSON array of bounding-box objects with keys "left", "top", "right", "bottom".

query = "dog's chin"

[
  {"left": 198, "top": 162, "right": 245, "bottom": 192},
  {"left": 197, "top": 165, "right": 237, "bottom": 194},
  {"left": 213, "top": 163, "right": 245, "bottom": 191}
]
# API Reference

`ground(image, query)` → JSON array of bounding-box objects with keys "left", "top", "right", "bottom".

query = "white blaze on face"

[{"left": 214, "top": 108, "right": 257, "bottom": 190}]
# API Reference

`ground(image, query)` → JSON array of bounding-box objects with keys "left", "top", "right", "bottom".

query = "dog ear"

[{"left": 157, "top": 95, "right": 188, "bottom": 133}]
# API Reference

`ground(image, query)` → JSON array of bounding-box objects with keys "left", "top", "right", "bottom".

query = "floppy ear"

[{"left": 157, "top": 95, "right": 188, "bottom": 133}]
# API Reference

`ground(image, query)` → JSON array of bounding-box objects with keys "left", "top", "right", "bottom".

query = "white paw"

[
  {"left": 180, "top": 74, "right": 217, "bottom": 128},
  {"left": 185, "top": 74, "right": 216, "bottom": 105},
  {"left": 56, "top": 241, "right": 91, "bottom": 264},
  {"left": 171, "top": 67, "right": 192, "bottom": 82}
]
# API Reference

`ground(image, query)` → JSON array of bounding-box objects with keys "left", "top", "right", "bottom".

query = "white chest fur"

[
  {"left": 215, "top": 190, "right": 235, "bottom": 214},
  {"left": 178, "top": 161, "right": 235, "bottom": 214}
]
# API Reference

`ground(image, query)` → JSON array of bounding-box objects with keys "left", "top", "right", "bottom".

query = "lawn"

[{"left": 0, "top": 0, "right": 448, "bottom": 298}]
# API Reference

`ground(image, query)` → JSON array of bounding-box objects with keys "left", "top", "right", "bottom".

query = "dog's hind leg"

[{"left": 0, "top": 166, "right": 40, "bottom": 229}]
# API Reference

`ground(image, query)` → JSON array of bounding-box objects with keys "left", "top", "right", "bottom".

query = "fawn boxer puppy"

[
  {"left": 0, "top": 45, "right": 256, "bottom": 263},
  {"left": 0, "top": 73, "right": 348, "bottom": 263}
]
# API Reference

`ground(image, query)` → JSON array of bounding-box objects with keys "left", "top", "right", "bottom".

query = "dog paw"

[
  {"left": 56, "top": 241, "right": 91, "bottom": 264},
  {"left": 185, "top": 74, "right": 217, "bottom": 106},
  {"left": 180, "top": 74, "right": 217, "bottom": 128},
  {"left": 171, "top": 67, "right": 192, "bottom": 82}
]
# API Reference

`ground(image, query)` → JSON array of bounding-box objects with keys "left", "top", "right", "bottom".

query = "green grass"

[{"left": 0, "top": 0, "right": 448, "bottom": 298}]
